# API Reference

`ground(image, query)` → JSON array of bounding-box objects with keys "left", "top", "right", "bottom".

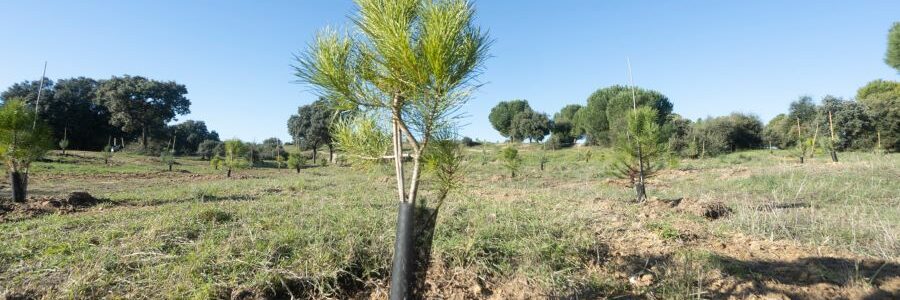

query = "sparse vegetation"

[
  {"left": 1, "top": 2, "right": 898, "bottom": 299},
  {"left": 0, "top": 99, "right": 53, "bottom": 202}
]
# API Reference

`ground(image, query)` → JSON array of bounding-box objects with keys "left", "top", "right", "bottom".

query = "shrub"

[
  {"left": 461, "top": 136, "right": 480, "bottom": 147},
  {"left": 102, "top": 145, "right": 113, "bottom": 165},
  {"left": 499, "top": 146, "right": 522, "bottom": 178},
  {"left": 160, "top": 151, "right": 175, "bottom": 171},
  {"left": 287, "top": 153, "right": 305, "bottom": 173},
  {"left": 59, "top": 139, "right": 69, "bottom": 155}
]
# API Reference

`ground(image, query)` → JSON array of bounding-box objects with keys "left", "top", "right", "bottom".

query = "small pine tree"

[
  {"left": 287, "top": 153, "right": 305, "bottom": 173},
  {"left": 223, "top": 139, "right": 249, "bottom": 177},
  {"left": 499, "top": 146, "right": 522, "bottom": 178},
  {"left": 102, "top": 145, "right": 113, "bottom": 165},
  {"left": 539, "top": 151, "right": 549, "bottom": 171},
  {"left": 608, "top": 107, "right": 667, "bottom": 202},
  {"left": 582, "top": 149, "right": 593, "bottom": 162},
  {"left": 59, "top": 139, "right": 69, "bottom": 155},
  {"left": 160, "top": 150, "right": 175, "bottom": 171},
  {"left": 210, "top": 155, "right": 222, "bottom": 170}
]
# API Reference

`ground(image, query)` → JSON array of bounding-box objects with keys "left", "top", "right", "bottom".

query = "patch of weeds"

[
  {"left": 197, "top": 209, "right": 233, "bottom": 224},
  {"left": 647, "top": 222, "right": 680, "bottom": 240},
  {"left": 652, "top": 250, "right": 719, "bottom": 299},
  {"left": 192, "top": 186, "right": 221, "bottom": 202}
]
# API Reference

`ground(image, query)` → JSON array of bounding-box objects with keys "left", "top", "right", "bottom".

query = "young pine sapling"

[
  {"left": 539, "top": 151, "right": 549, "bottom": 171},
  {"left": 608, "top": 106, "right": 666, "bottom": 202},
  {"left": 59, "top": 127, "right": 69, "bottom": 155},
  {"left": 210, "top": 155, "right": 222, "bottom": 170},
  {"left": 294, "top": 0, "right": 489, "bottom": 296},
  {"left": 102, "top": 145, "right": 113, "bottom": 165},
  {"left": 286, "top": 153, "right": 305, "bottom": 173},
  {"left": 160, "top": 150, "right": 175, "bottom": 171},
  {"left": 0, "top": 99, "right": 53, "bottom": 202},
  {"left": 499, "top": 146, "right": 522, "bottom": 178},
  {"left": 223, "top": 139, "right": 249, "bottom": 178}
]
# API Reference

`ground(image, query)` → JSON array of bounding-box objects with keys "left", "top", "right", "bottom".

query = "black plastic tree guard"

[{"left": 389, "top": 201, "right": 414, "bottom": 300}]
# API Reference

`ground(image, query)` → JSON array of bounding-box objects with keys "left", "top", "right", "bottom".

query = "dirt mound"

[
  {"left": 0, "top": 192, "right": 108, "bottom": 223},
  {"left": 649, "top": 197, "right": 733, "bottom": 220}
]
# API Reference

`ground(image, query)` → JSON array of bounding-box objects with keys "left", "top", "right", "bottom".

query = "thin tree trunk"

[
  {"left": 328, "top": 144, "right": 334, "bottom": 164},
  {"left": 226, "top": 168, "right": 232, "bottom": 178},
  {"left": 10, "top": 171, "right": 26, "bottom": 203},
  {"left": 142, "top": 127, "right": 148, "bottom": 151},
  {"left": 389, "top": 97, "right": 413, "bottom": 300},
  {"left": 828, "top": 111, "right": 838, "bottom": 162}
]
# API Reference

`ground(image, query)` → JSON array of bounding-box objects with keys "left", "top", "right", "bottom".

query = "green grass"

[{"left": 1, "top": 148, "right": 897, "bottom": 298}]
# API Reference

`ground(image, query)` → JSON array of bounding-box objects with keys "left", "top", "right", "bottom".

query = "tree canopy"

[
  {"left": 509, "top": 109, "right": 551, "bottom": 142},
  {"left": 550, "top": 104, "right": 583, "bottom": 147},
  {"left": 576, "top": 85, "right": 673, "bottom": 145},
  {"left": 887, "top": 22, "right": 900, "bottom": 72},
  {"left": 169, "top": 120, "right": 219, "bottom": 155},
  {"left": 95, "top": 75, "right": 191, "bottom": 151},
  {"left": 489, "top": 100, "right": 531, "bottom": 139},
  {"left": 1, "top": 77, "right": 118, "bottom": 150},
  {"left": 287, "top": 99, "right": 334, "bottom": 160},
  {"left": 856, "top": 80, "right": 900, "bottom": 151}
]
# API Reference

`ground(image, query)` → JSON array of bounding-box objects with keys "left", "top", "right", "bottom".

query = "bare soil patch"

[{"left": 0, "top": 192, "right": 111, "bottom": 223}]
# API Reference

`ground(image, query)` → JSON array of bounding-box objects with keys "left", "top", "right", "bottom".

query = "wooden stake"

[{"left": 828, "top": 111, "right": 838, "bottom": 163}]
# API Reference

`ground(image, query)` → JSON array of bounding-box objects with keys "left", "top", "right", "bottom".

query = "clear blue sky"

[{"left": 2, "top": 1, "right": 898, "bottom": 142}]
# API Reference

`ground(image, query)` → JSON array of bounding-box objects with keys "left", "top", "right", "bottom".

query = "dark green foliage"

[
  {"left": 550, "top": 104, "right": 582, "bottom": 147},
  {"left": 887, "top": 22, "right": 900, "bottom": 72},
  {"left": 287, "top": 99, "right": 334, "bottom": 161},
  {"left": 460, "top": 136, "right": 480, "bottom": 147},
  {"left": 763, "top": 96, "right": 822, "bottom": 150},
  {"left": 197, "top": 140, "right": 223, "bottom": 160},
  {"left": 489, "top": 100, "right": 531, "bottom": 138},
  {"left": 818, "top": 96, "right": 876, "bottom": 151},
  {"left": 169, "top": 120, "right": 218, "bottom": 155},
  {"left": 720, "top": 113, "right": 764, "bottom": 151},
  {"left": 1, "top": 77, "right": 119, "bottom": 150},
  {"left": 95, "top": 75, "right": 191, "bottom": 151},
  {"left": 665, "top": 114, "right": 692, "bottom": 156},
  {"left": 686, "top": 113, "right": 762, "bottom": 157},
  {"left": 576, "top": 86, "right": 673, "bottom": 146},
  {"left": 259, "top": 137, "right": 287, "bottom": 161},
  {"left": 788, "top": 96, "right": 818, "bottom": 126},
  {"left": 509, "top": 109, "right": 551, "bottom": 142},
  {"left": 856, "top": 80, "right": 900, "bottom": 152},
  {"left": 763, "top": 114, "right": 792, "bottom": 149},
  {"left": 544, "top": 134, "right": 563, "bottom": 150}
]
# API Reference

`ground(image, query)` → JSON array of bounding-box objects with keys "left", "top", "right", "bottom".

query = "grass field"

[{"left": 1, "top": 147, "right": 898, "bottom": 299}]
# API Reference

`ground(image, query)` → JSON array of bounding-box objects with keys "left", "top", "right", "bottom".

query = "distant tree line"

[
  {"left": 763, "top": 81, "right": 899, "bottom": 153},
  {"left": 490, "top": 78, "right": 899, "bottom": 156},
  {"left": 1, "top": 75, "right": 220, "bottom": 154}
]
